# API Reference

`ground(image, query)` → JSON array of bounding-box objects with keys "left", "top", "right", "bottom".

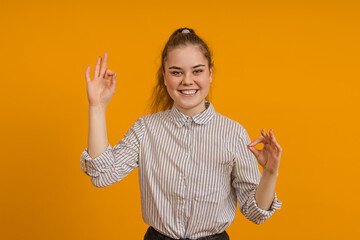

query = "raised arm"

[{"left": 85, "top": 52, "right": 117, "bottom": 158}]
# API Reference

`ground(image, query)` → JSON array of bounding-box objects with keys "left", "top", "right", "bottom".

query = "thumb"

[
  {"left": 247, "top": 145, "right": 260, "bottom": 158},
  {"left": 110, "top": 73, "right": 117, "bottom": 92}
]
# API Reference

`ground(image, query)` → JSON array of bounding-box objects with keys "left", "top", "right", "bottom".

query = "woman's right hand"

[{"left": 85, "top": 52, "right": 117, "bottom": 107}]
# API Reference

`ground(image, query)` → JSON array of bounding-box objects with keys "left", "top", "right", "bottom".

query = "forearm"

[
  {"left": 88, "top": 104, "right": 109, "bottom": 159},
  {"left": 255, "top": 170, "right": 278, "bottom": 211}
]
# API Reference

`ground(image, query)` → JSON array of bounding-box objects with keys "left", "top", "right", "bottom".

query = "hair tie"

[{"left": 181, "top": 29, "right": 190, "bottom": 34}]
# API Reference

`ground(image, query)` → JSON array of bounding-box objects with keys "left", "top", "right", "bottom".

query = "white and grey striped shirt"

[{"left": 80, "top": 101, "right": 282, "bottom": 239}]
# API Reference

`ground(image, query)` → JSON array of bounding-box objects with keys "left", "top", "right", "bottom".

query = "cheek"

[
  {"left": 166, "top": 78, "right": 179, "bottom": 89},
  {"left": 199, "top": 78, "right": 211, "bottom": 89}
]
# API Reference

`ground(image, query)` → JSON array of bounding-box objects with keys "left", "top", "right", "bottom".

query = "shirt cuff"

[
  {"left": 80, "top": 143, "right": 113, "bottom": 177},
  {"left": 246, "top": 189, "right": 282, "bottom": 224}
]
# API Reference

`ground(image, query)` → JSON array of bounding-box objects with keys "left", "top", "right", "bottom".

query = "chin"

[
  {"left": 170, "top": 90, "right": 208, "bottom": 111},
  {"left": 177, "top": 99, "right": 204, "bottom": 110}
]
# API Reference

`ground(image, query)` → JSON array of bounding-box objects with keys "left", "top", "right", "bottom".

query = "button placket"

[
  {"left": 185, "top": 119, "right": 191, "bottom": 157},
  {"left": 180, "top": 118, "right": 191, "bottom": 235}
]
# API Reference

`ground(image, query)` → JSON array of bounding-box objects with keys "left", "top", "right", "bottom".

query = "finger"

[
  {"left": 269, "top": 129, "right": 283, "bottom": 152},
  {"left": 99, "top": 52, "right": 108, "bottom": 77},
  {"left": 104, "top": 69, "right": 115, "bottom": 79},
  {"left": 106, "top": 69, "right": 114, "bottom": 75},
  {"left": 110, "top": 73, "right": 117, "bottom": 93},
  {"left": 261, "top": 129, "right": 270, "bottom": 144},
  {"left": 247, "top": 145, "right": 260, "bottom": 158},
  {"left": 94, "top": 56, "right": 101, "bottom": 79},
  {"left": 85, "top": 65, "right": 91, "bottom": 83},
  {"left": 248, "top": 136, "right": 265, "bottom": 147},
  {"left": 269, "top": 129, "right": 276, "bottom": 144}
]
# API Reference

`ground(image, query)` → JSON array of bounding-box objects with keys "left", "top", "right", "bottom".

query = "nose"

[{"left": 181, "top": 72, "right": 194, "bottom": 85}]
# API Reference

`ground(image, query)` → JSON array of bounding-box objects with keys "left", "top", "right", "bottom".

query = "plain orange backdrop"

[{"left": 1, "top": 0, "right": 359, "bottom": 239}]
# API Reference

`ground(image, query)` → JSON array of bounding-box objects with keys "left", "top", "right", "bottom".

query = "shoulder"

[
  {"left": 124, "top": 111, "right": 170, "bottom": 140},
  {"left": 212, "top": 111, "right": 253, "bottom": 153},
  {"left": 133, "top": 110, "right": 172, "bottom": 128},
  {"left": 213, "top": 111, "right": 247, "bottom": 136},
  {"left": 139, "top": 109, "right": 171, "bottom": 122}
]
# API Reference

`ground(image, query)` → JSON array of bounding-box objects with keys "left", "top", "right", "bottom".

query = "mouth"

[{"left": 178, "top": 89, "right": 199, "bottom": 96}]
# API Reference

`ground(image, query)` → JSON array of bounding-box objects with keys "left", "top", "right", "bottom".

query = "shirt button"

[{"left": 183, "top": 175, "right": 187, "bottom": 180}]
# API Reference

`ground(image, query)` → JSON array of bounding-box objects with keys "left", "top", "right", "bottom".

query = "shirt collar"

[{"left": 170, "top": 101, "right": 215, "bottom": 127}]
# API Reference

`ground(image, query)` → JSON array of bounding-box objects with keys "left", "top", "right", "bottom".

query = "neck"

[{"left": 175, "top": 100, "right": 206, "bottom": 117}]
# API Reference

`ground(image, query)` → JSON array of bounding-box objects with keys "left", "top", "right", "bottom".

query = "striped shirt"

[{"left": 80, "top": 101, "right": 282, "bottom": 239}]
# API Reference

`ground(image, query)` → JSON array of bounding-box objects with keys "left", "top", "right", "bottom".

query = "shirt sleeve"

[
  {"left": 80, "top": 117, "right": 145, "bottom": 188},
  {"left": 231, "top": 127, "right": 282, "bottom": 224}
]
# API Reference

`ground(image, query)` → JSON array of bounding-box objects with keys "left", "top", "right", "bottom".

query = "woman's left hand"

[{"left": 247, "top": 129, "right": 282, "bottom": 175}]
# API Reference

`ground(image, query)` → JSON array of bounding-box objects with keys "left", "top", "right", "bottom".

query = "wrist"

[
  {"left": 262, "top": 169, "right": 279, "bottom": 178},
  {"left": 89, "top": 104, "right": 107, "bottom": 111}
]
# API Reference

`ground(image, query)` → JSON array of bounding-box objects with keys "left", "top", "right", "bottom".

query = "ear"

[
  {"left": 163, "top": 70, "right": 167, "bottom": 86},
  {"left": 209, "top": 67, "right": 213, "bottom": 83}
]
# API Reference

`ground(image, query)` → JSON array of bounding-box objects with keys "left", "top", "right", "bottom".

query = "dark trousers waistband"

[{"left": 144, "top": 226, "right": 230, "bottom": 240}]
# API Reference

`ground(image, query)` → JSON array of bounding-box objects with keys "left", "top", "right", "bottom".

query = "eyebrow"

[{"left": 168, "top": 64, "right": 206, "bottom": 70}]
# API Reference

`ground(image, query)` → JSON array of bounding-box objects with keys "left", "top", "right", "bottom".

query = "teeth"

[{"left": 181, "top": 90, "right": 197, "bottom": 95}]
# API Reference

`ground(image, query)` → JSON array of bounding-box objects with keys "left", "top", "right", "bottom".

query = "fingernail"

[{"left": 114, "top": 73, "right": 117, "bottom": 78}]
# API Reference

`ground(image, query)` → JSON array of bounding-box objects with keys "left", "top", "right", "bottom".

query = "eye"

[
  {"left": 193, "top": 69, "right": 203, "bottom": 74},
  {"left": 171, "top": 71, "right": 182, "bottom": 76}
]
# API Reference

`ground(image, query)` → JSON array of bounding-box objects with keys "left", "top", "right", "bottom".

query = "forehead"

[{"left": 165, "top": 45, "right": 208, "bottom": 67}]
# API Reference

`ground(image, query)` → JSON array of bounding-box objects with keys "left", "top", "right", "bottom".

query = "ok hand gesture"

[
  {"left": 85, "top": 52, "right": 117, "bottom": 108},
  {"left": 247, "top": 129, "right": 282, "bottom": 175}
]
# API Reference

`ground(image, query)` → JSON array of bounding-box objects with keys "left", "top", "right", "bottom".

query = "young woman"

[{"left": 81, "top": 27, "right": 282, "bottom": 240}]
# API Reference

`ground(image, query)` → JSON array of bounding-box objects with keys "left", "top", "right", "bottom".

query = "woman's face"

[{"left": 163, "top": 44, "right": 212, "bottom": 117}]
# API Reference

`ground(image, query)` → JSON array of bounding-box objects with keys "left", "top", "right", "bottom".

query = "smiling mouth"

[{"left": 178, "top": 90, "right": 199, "bottom": 96}]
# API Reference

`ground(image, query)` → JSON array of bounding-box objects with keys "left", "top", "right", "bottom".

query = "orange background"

[{"left": 1, "top": 0, "right": 359, "bottom": 239}]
